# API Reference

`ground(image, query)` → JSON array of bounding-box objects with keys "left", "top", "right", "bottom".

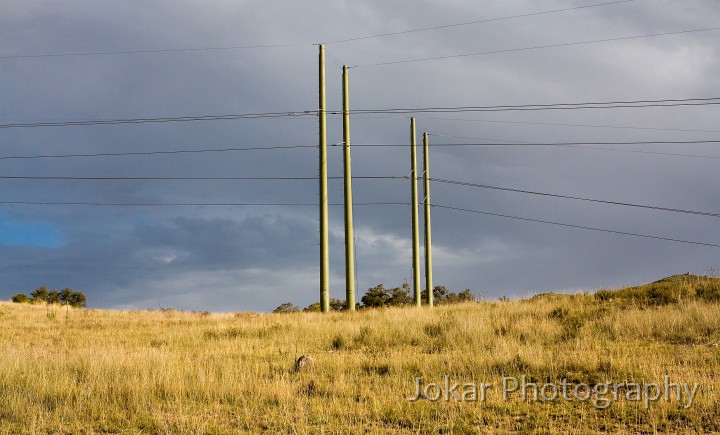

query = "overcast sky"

[{"left": 1, "top": 0, "right": 719, "bottom": 312}]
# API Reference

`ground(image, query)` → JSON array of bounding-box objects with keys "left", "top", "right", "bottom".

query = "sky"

[{"left": 1, "top": 0, "right": 719, "bottom": 312}]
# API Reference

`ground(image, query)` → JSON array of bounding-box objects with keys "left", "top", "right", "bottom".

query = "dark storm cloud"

[
  {"left": 1, "top": 0, "right": 719, "bottom": 311},
  {"left": 133, "top": 215, "right": 318, "bottom": 270}
]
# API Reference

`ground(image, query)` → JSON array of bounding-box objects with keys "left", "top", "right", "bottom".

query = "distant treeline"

[
  {"left": 10, "top": 287, "right": 87, "bottom": 308},
  {"left": 274, "top": 284, "right": 478, "bottom": 313}
]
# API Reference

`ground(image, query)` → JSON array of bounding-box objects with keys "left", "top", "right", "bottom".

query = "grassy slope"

[{"left": 0, "top": 276, "right": 719, "bottom": 434}]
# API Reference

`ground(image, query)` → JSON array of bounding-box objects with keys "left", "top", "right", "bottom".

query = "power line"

[
  {"left": 426, "top": 134, "right": 720, "bottom": 159},
  {"left": 431, "top": 203, "right": 720, "bottom": 249},
  {"left": 430, "top": 178, "right": 720, "bottom": 218},
  {"left": 0, "top": 43, "right": 311, "bottom": 60},
  {"left": 0, "top": 145, "right": 317, "bottom": 161},
  {"left": 429, "top": 139, "right": 720, "bottom": 147},
  {"left": 557, "top": 146, "right": 720, "bottom": 159},
  {"left": 424, "top": 117, "right": 720, "bottom": 134},
  {"left": 1, "top": 1, "right": 636, "bottom": 60},
  {"left": 0, "top": 175, "right": 404, "bottom": 181},
  {"left": 0, "top": 200, "right": 408, "bottom": 207},
  {"left": 350, "top": 26, "right": 720, "bottom": 68},
  {"left": 0, "top": 111, "right": 316, "bottom": 129},
  {"left": 4, "top": 97, "right": 717, "bottom": 131},
  {"left": 427, "top": 134, "right": 720, "bottom": 159},
  {"left": 327, "top": 0, "right": 637, "bottom": 44},
  {"left": 342, "top": 98, "right": 720, "bottom": 114},
  {"left": 428, "top": 133, "right": 528, "bottom": 143},
  {"left": 336, "top": 139, "right": 720, "bottom": 148},
  {"left": 3, "top": 140, "right": 718, "bottom": 162},
  {"left": 0, "top": 176, "right": 319, "bottom": 181}
]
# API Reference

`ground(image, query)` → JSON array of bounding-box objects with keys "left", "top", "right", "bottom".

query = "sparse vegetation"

[
  {"left": 10, "top": 293, "right": 30, "bottom": 303},
  {"left": 272, "top": 302, "right": 299, "bottom": 313},
  {"left": 1, "top": 275, "right": 718, "bottom": 433},
  {"left": 277, "top": 284, "right": 478, "bottom": 313},
  {"left": 595, "top": 274, "right": 720, "bottom": 305},
  {"left": 9, "top": 286, "right": 87, "bottom": 308}
]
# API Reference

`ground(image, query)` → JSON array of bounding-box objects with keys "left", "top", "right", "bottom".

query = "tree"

[
  {"left": 421, "top": 289, "right": 430, "bottom": 305},
  {"left": 329, "top": 298, "right": 346, "bottom": 311},
  {"left": 388, "top": 285, "right": 412, "bottom": 307},
  {"left": 303, "top": 299, "right": 345, "bottom": 312},
  {"left": 361, "top": 284, "right": 390, "bottom": 308},
  {"left": 47, "top": 290, "right": 60, "bottom": 304},
  {"left": 422, "top": 285, "right": 449, "bottom": 304},
  {"left": 273, "top": 302, "right": 299, "bottom": 314},
  {"left": 445, "top": 292, "right": 461, "bottom": 304},
  {"left": 303, "top": 302, "right": 321, "bottom": 312},
  {"left": 433, "top": 286, "right": 449, "bottom": 302},
  {"left": 421, "top": 286, "right": 476, "bottom": 305},
  {"left": 11, "top": 293, "right": 30, "bottom": 303},
  {"left": 30, "top": 286, "right": 49, "bottom": 303},
  {"left": 458, "top": 289, "right": 476, "bottom": 302},
  {"left": 59, "top": 288, "right": 73, "bottom": 306},
  {"left": 68, "top": 291, "right": 87, "bottom": 308}
]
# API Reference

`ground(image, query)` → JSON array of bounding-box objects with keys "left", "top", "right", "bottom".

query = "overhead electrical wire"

[
  {"left": 0, "top": 43, "right": 311, "bottom": 60},
  {"left": 326, "top": 0, "right": 637, "bottom": 44},
  {"left": 431, "top": 203, "right": 720, "bottom": 249},
  {"left": 0, "top": 201, "right": 408, "bottom": 207},
  {"left": 0, "top": 145, "right": 317, "bottom": 161},
  {"left": 2, "top": 192, "right": 715, "bottom": 248},
  {"left": 425, "top": 134, "right": 720, "bottom": 159},
  {"left": 340, "top": 139, "right": 720, "bottom": 148},
  {"left": 552, "top": 146, "right": 720, "bottom": 159},
  {"left": 6, "top": 171, "right": 717, "bottom": 218},
  {"left": 3, "top": 97, "right": 717, "bottom": 130},
  {"left": 0, "top": 176, "right": 319, "bottom": 181},
  {"left": 0, "top": 175, "right": 405, "bottom": 181},
  {"left": 428, "top": 135, "right": 720, "bottom": 159},
  {"left": 430, "top": 178, "right": 720, "bottom": 218},
  {"left": 341, "top": 97, "right": 720, "bottom": 114},
  {"left": 3, "top": 139, "right": 719, "bottom": 162},
  {"left": 1, "top": 0, "right": 637, "bottom": 60},
  {"left": 0, "top": 111, "right": 316, "bottom": 129},
  {"left": 424, "top": 117, "right": 720, "bottom": 134},
  {"left": 350, "top": 26, "right": 720, "bottom": 68}
]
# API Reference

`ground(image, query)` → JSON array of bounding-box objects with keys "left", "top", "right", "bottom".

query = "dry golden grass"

[{"left": 1, "top": 283, "right": 719, "bottom": 433}]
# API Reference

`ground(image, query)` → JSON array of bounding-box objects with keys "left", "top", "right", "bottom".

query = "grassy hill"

[{"left": 1, "top": 275, "right": 719, "bottom": 433}]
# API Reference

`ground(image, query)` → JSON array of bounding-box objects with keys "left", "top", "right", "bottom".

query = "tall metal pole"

[
  {"left": 423, "top": 132, "right": 434, "bottom": 308},
  {"left": 318, "top": 45, "right": 330, "bottom": 313},
  {"left": 410, "top": 118, "right": 421, "bottom": 307},
  {"left": 342, "top": 65, "right": 356, "bottom": 311}
]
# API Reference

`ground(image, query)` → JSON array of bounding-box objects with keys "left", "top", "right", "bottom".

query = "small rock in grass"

[{"left": 294, "top": 355, "right": 315, "bottom": 372}]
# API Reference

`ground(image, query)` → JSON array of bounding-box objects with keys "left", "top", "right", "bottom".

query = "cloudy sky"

[{"left": 1, "top": 0, "right": 719, "bottom": 312}]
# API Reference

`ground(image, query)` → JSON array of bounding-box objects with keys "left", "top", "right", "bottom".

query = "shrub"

[
  {"left": 303, "top": 303, "right": 321, "bottom": 312},
  {"left": 272, "top": 302, "right": 299, "bottom": 314},
  {"left": 68, "top": 291, "right": 87, "bottom": 308},
  {"left": 11, "top": 293, "right": 30, "bottom": 303},
  {"left": 30, "top": 286, "right": 49, "bottom": 303},
  {"left": 304, "top": 299, "right": 345, "bottom": 312},
  {"left": 361, "top": 284, "right": 390, "bottom": 308},
  {"left": 696, "top": 282, "right": 720, "bottom": 302},
  {"left": 422, "top": 286, "right": 477, "bottom": 305}
]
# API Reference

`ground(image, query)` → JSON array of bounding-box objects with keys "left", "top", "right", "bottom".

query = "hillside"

[
  {"left": 1, "top": 275, "right": 719, "bottom": 433},
  {"left": 595, "top": 273, "right": 720, "bottom": 305}
]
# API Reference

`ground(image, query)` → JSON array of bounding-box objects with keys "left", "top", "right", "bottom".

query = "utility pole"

[
  {"left": 318, "top": 45, "right": 330, "bottom": 313},
  {"left": 423, "top": 132, "right": 433, "bottom": 308},
  {"left": 410, "top": 118, "right": 421, "bottom": 307},
  {"left": 342, "top": 65, "right": 356, "bottom": 311}
]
